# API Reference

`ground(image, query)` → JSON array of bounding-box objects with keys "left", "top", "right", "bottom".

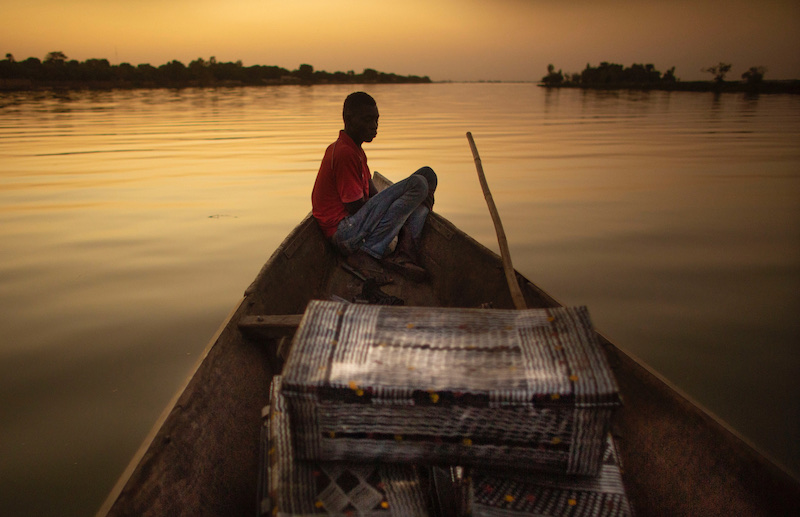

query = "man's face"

[{"left": 346, "top": 104, "right": 379, "bottom": 144}]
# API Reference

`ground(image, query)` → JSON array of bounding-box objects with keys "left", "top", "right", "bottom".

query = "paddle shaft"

[{"left": 466, "top": 132, "right": 527, "bottom": 310}]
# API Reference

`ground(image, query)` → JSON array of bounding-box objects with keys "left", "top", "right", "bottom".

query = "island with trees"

[
  {"left": 540, "top": 61, "right": 799, "bottom": 94},
  {"left": 0, "top": 52, "right": 432, "bottom": 90}
]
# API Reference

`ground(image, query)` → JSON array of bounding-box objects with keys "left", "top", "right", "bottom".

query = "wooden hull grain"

[{"left": 99, "top": 173, "right": 800, "bottom": 517}]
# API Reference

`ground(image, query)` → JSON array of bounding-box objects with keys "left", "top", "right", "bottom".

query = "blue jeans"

[{"left": 332, "top": 167, "right": 433, "bottom": 259}]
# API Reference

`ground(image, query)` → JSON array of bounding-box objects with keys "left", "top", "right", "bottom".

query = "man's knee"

[
  {"left": 414, "top": 166, "right": 437, "bottom": 193},
  {"left": 407, "top": 173, "right": 429, "bottom": 197}
]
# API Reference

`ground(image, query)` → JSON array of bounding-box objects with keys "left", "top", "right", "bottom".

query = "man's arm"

[
  {"left": 343, "top": 178, "right": 377, "bottom": 215},
  {"left": 344, "top": 198, "right": 365, "bottom": 215}
]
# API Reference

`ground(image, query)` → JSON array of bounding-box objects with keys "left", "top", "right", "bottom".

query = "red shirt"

[{"left": 311, "top": 131, "right": 371, "bottom": 238}]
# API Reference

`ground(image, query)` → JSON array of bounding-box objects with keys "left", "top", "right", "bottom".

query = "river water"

[{"left": 1, "top": 83, "right": 798, "bottom": 515}]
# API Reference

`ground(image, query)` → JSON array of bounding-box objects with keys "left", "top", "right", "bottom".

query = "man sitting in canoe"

[{"left": 311, "top": 91, "right": 436, "bottom": 282}]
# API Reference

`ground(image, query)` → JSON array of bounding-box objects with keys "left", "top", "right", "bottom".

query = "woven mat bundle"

[
  {"left": 281, "top": 301, "right": 621, "bottom": 476},
  {"left": 261, "top": 375, "right": 434, "bottom": 516},
  {"left": 469, "top": 434, "right": 633, "bottom": 516}
]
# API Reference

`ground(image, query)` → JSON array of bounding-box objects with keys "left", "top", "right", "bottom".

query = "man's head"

[{"left": 343, "top": 92, "right": 379, "bottom": 146}]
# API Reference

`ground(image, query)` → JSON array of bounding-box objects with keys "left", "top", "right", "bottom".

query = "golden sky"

[{"left": 3, "top": 0, "right": 799, "bottom": 81}]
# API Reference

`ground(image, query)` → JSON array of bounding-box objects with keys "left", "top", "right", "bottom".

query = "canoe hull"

[{"left": 99, "top": 173, "right": 800, "bottom": 516}]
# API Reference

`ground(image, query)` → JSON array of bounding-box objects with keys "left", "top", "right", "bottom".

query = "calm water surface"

[{"left": 1, "top": 84, "right": 798, "bottom": 515}]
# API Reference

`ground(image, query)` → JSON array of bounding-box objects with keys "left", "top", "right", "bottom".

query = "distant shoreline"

[
  {"left": 3, "top": 54, "right": 799, "bottom": 94},
  {"left": 538, "top": 61, "right": 800, "bottom": 95},
  {"left": 0, "top": 75, "right": 433, "bottom": 92},
  {"left": 538, "top": 80, "right": 800, "bottom": 95},
  {"left": 0, "top": 78, "right": 432, "bottom": 91},
  {"left": 0, "top": 55, "right": 432, "bottom": 92}
]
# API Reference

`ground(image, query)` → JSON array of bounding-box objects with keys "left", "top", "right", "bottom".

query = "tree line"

[
  {"left": 0, "top": 52, "right": 432, "bottom": 90},
  {"left": 542, "top": 62, "right": 676, "bottom": 86},
  {"left": 541, "top": 61, "right": 797, "bottom": 93}
]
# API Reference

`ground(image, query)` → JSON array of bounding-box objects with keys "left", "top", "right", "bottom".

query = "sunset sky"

[{"left": 3, "top": 0, "right": 799, "bottom": 82}]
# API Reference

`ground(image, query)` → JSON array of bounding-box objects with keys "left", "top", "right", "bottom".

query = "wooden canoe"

[{"left": 98, "top": 172, "right": 800, "bottom": 516}]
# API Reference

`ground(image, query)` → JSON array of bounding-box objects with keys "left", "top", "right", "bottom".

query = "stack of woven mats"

[{"left": 260, "top": 300, "right": 633, "bottom": 516}]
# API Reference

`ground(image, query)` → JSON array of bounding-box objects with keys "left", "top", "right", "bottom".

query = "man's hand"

[
  {"left": 344, "top": 198, "right": 366, "bottom": 215},
  {"left": 345, "top": 178, "right": 378, "bottom": 215}
]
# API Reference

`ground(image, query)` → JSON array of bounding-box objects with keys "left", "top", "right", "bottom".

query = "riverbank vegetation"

[
  {"left": 0, "top": 52, "right": 432, "bottom": 90},
  {"left": 541, "top": 61, "right": 799, "bottom": 94}
]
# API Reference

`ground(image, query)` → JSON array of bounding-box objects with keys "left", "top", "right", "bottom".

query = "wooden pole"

[{"left": 466, "top": 132, "right": 527, "bottom": 310}]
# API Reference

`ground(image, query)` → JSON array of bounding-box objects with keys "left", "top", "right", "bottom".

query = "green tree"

[
  {"left": 362, "top": 68, "right": 378, "bottom": 82},
  {"left": 703, "top": 62, "right": 732, "bottom": 83},
  {"left": 83, "top": 58, "right": 112, "bottom": 81},
  {"left": 137, "top": 63, "right": 158, "bottom": 84},
  {"left": 541, "top": 64, "right": 564, "bottom": 85},
  {"left": 294, "top": 63, "right": 314, "bottom": 81},
  {"left": 42, "top": 51, "right": 69, "bottom": 81},
  {"left": 189, "top": 57, "right": 214, "bottom": 84},
  {"left": 742, "top": 66, "right": 766, "bottom": 85},
  {"left": 44, "top": 51, "right": 67, "bottom": 64},
  {"left": 116, "top": 62, "right": 136, "bottom": 82},
  {"left": 158, "top": 60, "right": 189, "bottom": 84}
]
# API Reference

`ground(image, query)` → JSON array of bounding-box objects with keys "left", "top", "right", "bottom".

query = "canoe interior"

[{"left": 101, "top": 173, "right": 800, "bottom": 516}]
